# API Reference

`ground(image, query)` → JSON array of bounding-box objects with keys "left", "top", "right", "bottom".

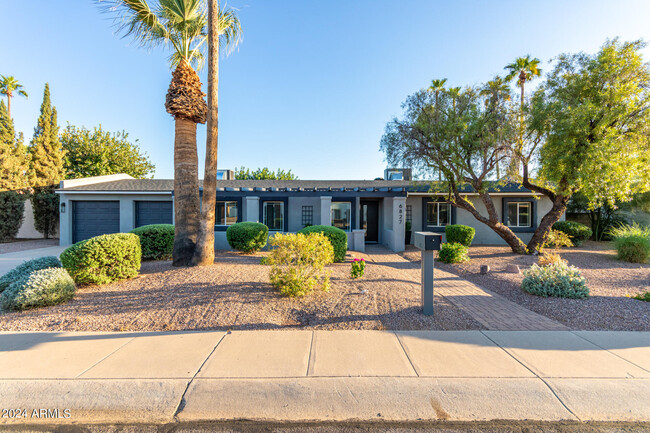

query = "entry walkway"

[
  {"left": 365, "top": 246, "right": 567, "bottom": 331},
  {"left": 1, "top": 330, "right": 649, "bottom": 425}
]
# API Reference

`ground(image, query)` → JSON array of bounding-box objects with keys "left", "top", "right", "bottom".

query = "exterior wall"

[
  {"left": 17, "top": 199, "right": 59, "bottom": 239},
  {"left": 287, "top": 197, "right": 321, "bottom": 232}
]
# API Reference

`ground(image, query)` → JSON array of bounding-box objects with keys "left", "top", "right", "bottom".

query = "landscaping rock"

[
  {"left": 505, "top": 264, "right": 521, "bottom": 274},
  {"left": 480, "top": 265, "right": 490, "bottom": 275}
]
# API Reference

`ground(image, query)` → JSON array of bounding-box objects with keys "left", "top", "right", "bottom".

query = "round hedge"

[
  {"left": 226, "top": 222, "right": 269, "bottom": 253},
  {"left": 445, "top": 224, "right": 475, "bottom": 247},
  {"left": 1, "top": 267, "right": 76, "bottom": 311},
  {"left": 298, "top": 225, "right": 347, "bottom": 263},
  {"left": 130, "top": 224, "right": 174, "bottom": 260},
  {"left": 438, "top": 242, "right": 469, "bottom": 264},
  {"left": 60, "top": 233, "right": 141, "bottom": 285},
  {"left": 552, "top": 221, "right": 592, "bottom": 246},
  {"left": 0, "top": 256, "right": 62, "bottom": 293}
]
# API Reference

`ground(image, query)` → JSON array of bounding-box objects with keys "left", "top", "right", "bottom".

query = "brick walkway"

[{"left": 365, "top": 246, "right": 568, "bottom": 331}]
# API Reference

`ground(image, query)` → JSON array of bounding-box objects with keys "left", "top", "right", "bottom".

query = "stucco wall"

[
  {"left": 17, "top": 199, "right": 59, "bottom": 239},
  {"left": 287, "top": 197, "right": 321, "bottom": 232}
]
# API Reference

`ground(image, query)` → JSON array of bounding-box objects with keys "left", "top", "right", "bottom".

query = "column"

[
  {"left": 392, "top": 196, "right": 406, "bottom": 252},
  {"left": 245, "top": 196, "right": 259, "bottom": 222},
  {"left": 320, "top": 196, "right": 332, "bottom": 226}
]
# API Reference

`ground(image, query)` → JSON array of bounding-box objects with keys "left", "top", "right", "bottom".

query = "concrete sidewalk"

[
  {"left": 0, "top": 330, "right": 649, "bottom": 426},
  {"left": 0, "top": 245, "right": 67, "bottom": 276}
]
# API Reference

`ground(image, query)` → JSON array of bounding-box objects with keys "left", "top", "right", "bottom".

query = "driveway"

[{"left": 0, "top": 246, "right": 67, "bottom": 276}]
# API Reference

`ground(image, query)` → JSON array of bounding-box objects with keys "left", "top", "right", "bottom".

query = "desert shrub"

[
  {"left": 31, "top": 186, "right": 59, "bottom": 239},
  {"left": 445, "top": 224, "right": 475, "bottom": 247},
  {"left": 538, "top": 252, "right": 567, "bottom": 266},
  {"left": 552, "top": 221, "right": 592, "bottom": 246},
  {"left": 438, "top": 242, "right": 469, "bottom": 264},
  {"left": 298, "top": 225, "right": 347, "bottom": 262},
  {"left": 350, "top": 258, "right": 366, "bottom": 279},
  {"left": 522, "top": 262, "right": 589, "bottom": 299},
  {"left": 60, "top": 233, "right": 141, "bottom": 285},
  {"left": 0, "top": 256, "right": 62, "bottom": 293},
  {"left": 609, "top": 223, "right": 650, "bottom": 263},
  {"left": 266, "top": 232, "right": 334, "bottom": 297},
  {"left": 130, "top": 224, "right": 174, "bottom": 260},
  {"left": 0, "top": 191, "right": 26, "bottom": 241},
  {"left": 226, "top": 222, "right": 269, "bottom": 253},
  {"left": 543, "top": 229, "right": 573, "bottom": 250},
  {"left": 1, "top": 267, "right": 75, "bottom": 311}
]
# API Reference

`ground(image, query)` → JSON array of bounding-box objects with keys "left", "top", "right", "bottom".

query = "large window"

[
  {"left": 507, "top": 202, "right": 531, "bottom": 227},
  {"left": 263, "top": 201, "right": 284, "bottom": 231},
  {"left": 331, "top": 202, "right": 351, "bottom": 231},
  {"left": 215, "top": 201, "right": 238, "bottom": 226},
  {"left": 426, "top": 202, "right": 451, "bottom": 227}
]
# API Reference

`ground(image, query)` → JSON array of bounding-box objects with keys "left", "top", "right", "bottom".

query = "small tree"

[
  {"left": 0, "top": 191, "right": 26, "bottom": 240},
  {"left": 234, "top": 167, "right": 298, "bottom": 180},
  {"left": 31, "top": 187, "right": 59, "bottom": 239},
  {"left": 30, "top": 84, "right": 64, "bottom": 187},
  {"left": 0, "top": 100, "right": 29, "bottom": 191}
]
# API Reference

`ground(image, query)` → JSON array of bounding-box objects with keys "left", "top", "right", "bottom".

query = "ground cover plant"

[
  {"left": 445, "top": 225, "right": 475, "bottom": 247},
  {"left": 130, "top": 224, "right": 174, "bottom": 260},
  {"left": 350, "top": 258, "right": 366, "bottom": 279},
  {"left": 60, "top": 233, "right": 141, "bottom": 285},
  {"left": 552, "top": 222, "right": 592, "bottom": 246},
  {"left": 522, "top": 262, "right": 589, "bottom": 299},
  {"left": 0, "top": 256, "right": 62, "bottom": 293},
  {"left": 632, "top": 292, "right": 650, "bottom": 302},
  {"left": 266, "top": 232, "right": 334, "bottom": 297},
  {"left": 226, "top": 222, "right": 268, "bottom": 253},
  {"left": 438, "top": 242, "right": 469, "bottom": 264},
  {"left": 609, "top": 223, "right": 650, "bottom": 263},
  {"left": 298, "top": 225, "right": 347, "bottom": 262},
  {"left": 1, "top": 267, "right": 75, "bottom": 311}
]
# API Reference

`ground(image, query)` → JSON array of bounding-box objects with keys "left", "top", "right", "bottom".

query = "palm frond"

[
  {"left": 98, "top": 0, "right": 169, "bottom": 48},
  {"left": 217, "top": 5, "right": 242, "bottom": 55}
]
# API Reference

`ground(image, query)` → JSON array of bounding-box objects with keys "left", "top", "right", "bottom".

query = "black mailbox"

[{"left": 414, "top": 232, "right": 443, "bottom": 251}]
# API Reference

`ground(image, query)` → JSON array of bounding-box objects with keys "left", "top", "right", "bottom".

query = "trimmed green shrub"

[
  {"left": 267, "top": 232, "right": 334, "bottom": 297},
  {"left": 1, "top": 267, "right": 75, "bottom": 311},
  {"left": 60, "top": 233, "right": 141, "bottom": 285},
  {"left": 31, "top": 187, "right": 59, "bottom": 239},
  {"left": 226, "top": 222, "right": 269, "bottom": 253},
  {"left": 298, "top": 225, "right": 347, "bottom": 263},
  {"left": 522, "top": 262, "right": 589, "bottom": 299},
  {"left": 0, "top": 256, "right": 62, "bottom": 293},
  {"left": 0, "top": 191, "right": 26, "bottom": 241},
  {"left": 552, "top": 221, "right": 592, "bottom": 246},
  {"left": 609, "top": 223, "right": 650, "bottom": 263},
  {"left": 445, "top": 224, "right": 475, "bottom": 247},
  {"left": 438, "top": 242, "right": 469, "bottom": 264},
  {"left": 130, "top": 224, "right": 174, "bottom": 260}
]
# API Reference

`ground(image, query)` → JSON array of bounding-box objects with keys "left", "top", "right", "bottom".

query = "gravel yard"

[
  {"left": 0, "top": 250, "right": 481, "bottom": 332},
  {"left": 402, "top": 242, "right": 650, "bottom": 331},
  {"left": 0, "top": 238, "right": 58, "bottom": 254}
]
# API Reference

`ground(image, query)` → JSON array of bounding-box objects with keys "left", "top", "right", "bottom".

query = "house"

[{"left": 55, "top": 169, "right": 560, "bottom": 252}]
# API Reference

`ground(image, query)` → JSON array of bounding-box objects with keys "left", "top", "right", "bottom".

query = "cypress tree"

[
  {"left": 0, "top": 100, "right": 29, "bottom": 191},
  {"left": 29, "top": 83, "right": 64, "bottom": 187}
]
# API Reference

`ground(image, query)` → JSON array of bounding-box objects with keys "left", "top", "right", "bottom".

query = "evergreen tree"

[
  {"left": 0, "top": 100, "right": 29, "bottom": 191},
  {"left": 29, "top": 83, "right": 64, "bottom": 187}
]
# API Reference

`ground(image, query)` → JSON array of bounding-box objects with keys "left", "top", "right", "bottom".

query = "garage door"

[
  {"left": 72, "top": 201, "right": 120, "bottom": 243},
  {"left": 135, "top": 201, "right": 173, "bottom": 227}
]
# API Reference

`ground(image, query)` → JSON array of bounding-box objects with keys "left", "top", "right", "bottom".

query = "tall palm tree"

[
  {"left": 427, "top": 79, "right": 447, "bottom": 181},
  {"left": 102, "top": 0, "right": 208, "bottom": 266},
  {"left": 0, "top": 76, "right": 28, "bottom": 120},
  {"left": 193, "top": 0, "right": 241, "bottom": 266}
]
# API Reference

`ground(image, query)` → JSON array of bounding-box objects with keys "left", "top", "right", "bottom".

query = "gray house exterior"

[{"left": 56, "top": 170, "right": 561, "bottom": 252}]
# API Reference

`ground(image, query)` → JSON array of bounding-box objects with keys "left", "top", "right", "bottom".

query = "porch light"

[{"left": 60, "top": 202, "right": 66, "bottom": 214}]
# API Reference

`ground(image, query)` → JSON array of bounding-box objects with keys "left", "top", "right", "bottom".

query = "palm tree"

[
  {"left": 0, "top": 76, "right": 28, "bottom": 119},
  {"left": 192, "top": 0, "right": 241, "bottom": 266},
  {"left": 427, "top": 79, "right": 447, "bottom": 181},
  {"left": 102, "top": 0, "right": 209, "bottom": 266},
  {"left": 480, "top": 76, "right": 511, "bottom": 179}
]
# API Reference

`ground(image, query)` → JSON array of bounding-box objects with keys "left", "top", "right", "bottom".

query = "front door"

[{"left": 360, "top": 201, "right": 379, "bottom": 243}]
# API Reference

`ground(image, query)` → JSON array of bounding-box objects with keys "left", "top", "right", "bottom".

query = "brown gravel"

[
  {"left": 0, "top": 238, "right": 58, "bottom": 254},
  {"left": 402, "top": 242, "right": 650, "bottom": 331},
  {"left": 0, "top": 250, "right": 481, "bottom": 332}
]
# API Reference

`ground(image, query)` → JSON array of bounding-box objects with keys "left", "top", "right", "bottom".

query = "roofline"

[{"left": 56, "top": 190, "right": 172, "bottom": 195}]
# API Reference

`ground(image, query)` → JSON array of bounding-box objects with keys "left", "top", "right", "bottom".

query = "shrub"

[
  {"left": 543, "top": 229, "right": 573, "bottom": 250},
  {"left": 298, "top": 225, "right": 347, "bottom": 263},
  {"left": 445, "top": 224, "right": 475, "bottom": 247},
  {"left": 226, "top": 222, "right": 269, "bottom": 253},
  {"left": 31, "top": 186, "right": 59, "bottom": 239},
  {"left": 1, "top": 267, "right": 75, "bottom": 311},
  {"left": 60, "top": 233, "right": 141, "bottom": 285},
  {"left": 538, "top": 252, "right": 567, "bottom": 266},
  {"left": 552, "top": 221, "right": 592, "bottom": 246},
  {"left": 438, "top": 242, "right": 469, "bottom": 264},
  {"left": 350, "top": 258, "right": 366, "bottom": 279},
  {"left": 522, "top": 262, "right": 589, "bottom": 299},
  {"left": 130, "top": 224, "right": 174, "bottom": 260},
  {"left": 609, "top": 223, "right": 650, "bottom": 263},
  {"left": 632, "top": 292, "right": 650, "bottom": 302},
  {"left": 266, "top": 232, "right": 334, "bottom": 297},
  {"left": 0, "top": 191, "right": 26, "bottom": 241},
  {"left": 0, "top": 256, "right": 62, "bottom": 293},
  {"left": 405, "top": 220, "right": 412, "bottom": 232}
]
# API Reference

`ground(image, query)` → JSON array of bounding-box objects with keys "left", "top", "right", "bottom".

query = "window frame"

[
  {"left": 263, "top": 201, "right": 285, "bottom": 232},
  {"left": 213, "top": 197, "right": 242, "bottom": 231},
  {"left": 502, "top": 198, "right": 537, "bottom": 232},
  {"left": 424, "top": 200, "right": 453, "bottom": 227},
  {"left": 301, "top": 205, "right": 314, "bottom": 227},
  {"left": 331, "top": 201, "right": 352, "bottom": 232}
]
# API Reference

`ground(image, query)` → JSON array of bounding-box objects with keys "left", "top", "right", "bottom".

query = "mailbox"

[{"left": 414, "top": 232, "right": 443, "bottom": 251}]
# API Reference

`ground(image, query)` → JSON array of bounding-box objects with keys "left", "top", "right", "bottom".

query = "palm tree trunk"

[
  {"left": 193, "top": 0, "right": 220, "bottom": 266},
  {"left": 173, "top": 117, "right": 201, "bottom": 266},
  {"left": 7, "top": 94, "right": 11, "bottom": 120}
]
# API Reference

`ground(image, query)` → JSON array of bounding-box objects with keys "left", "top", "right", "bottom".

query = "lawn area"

[
  {"left": 402, "top": 241, "right": 650, "bottom": 331},
  {"left": 0, "top": 250, "right": 481, "bottom": 332}
]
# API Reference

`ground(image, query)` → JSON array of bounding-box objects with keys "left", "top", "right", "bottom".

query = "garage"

[
  {"left": 72, "top": 201, "right": 120, "bottom": 243},
  {"left": 135, "top": 201, "right": 173, "bottom": 227}
]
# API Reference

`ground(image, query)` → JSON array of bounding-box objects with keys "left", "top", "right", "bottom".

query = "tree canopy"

[
  {"left": 234, "top": 167, "right": 298, "bottom": 180},
  {"left": 29, "top": 83, "right": 64, "bottom": 187}
]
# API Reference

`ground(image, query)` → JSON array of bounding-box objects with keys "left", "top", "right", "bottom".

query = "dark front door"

[{"left": 360, "top": 200, "right": 379, "bottom": 243}]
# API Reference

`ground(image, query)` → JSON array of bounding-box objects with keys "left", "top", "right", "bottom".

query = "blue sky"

[{"left": 3, "top": 0, "right": 650, "bottom": 180}]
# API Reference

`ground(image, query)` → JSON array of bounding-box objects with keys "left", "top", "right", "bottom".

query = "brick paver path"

[{"left": 365, "top": 246, "right": 568, "bottom": 331}]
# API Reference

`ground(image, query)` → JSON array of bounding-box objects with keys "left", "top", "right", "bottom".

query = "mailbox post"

[{"left": 413, "top": 231, "right": 443, "bottom": 315}]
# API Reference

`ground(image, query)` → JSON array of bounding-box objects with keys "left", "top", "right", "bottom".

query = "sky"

[{"left": 3, "top": 0, "right": 650, "bottom": 180}]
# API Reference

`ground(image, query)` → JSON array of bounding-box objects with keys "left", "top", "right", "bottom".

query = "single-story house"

[{"left": 55, "top": 169, "right": 561, "bottom": 252}]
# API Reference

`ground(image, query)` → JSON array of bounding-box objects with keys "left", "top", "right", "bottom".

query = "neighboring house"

[{"left": 55, "top": 169, "right": 561, "bottom": 252}]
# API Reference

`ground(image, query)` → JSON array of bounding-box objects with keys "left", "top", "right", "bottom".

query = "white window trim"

[
  {"left": 264, "top": 201, "right": 285, "bottom": 232},
  {"left": 215, "top": 201, "right": 238, "bottom": 226},
  {"left": 331, "top": 201, "right": 352, "bottom": 232},
  {"left": 426, "top": 202, "right": 451, "bottom": 227},
  {"left": 507, "top": 202, "right": 532, "bottom": 228}
]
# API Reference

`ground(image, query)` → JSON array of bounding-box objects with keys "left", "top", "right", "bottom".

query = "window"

[
  {"left": 387, "top": 170, "right": 403, "bottom": 180},
  {"left": 215, "top": 201, "right": 238, "bottom": 226},
  {"left": 426, "top": 202, "right": 451, "bottom": 227},
  {"left": 507, "top": 202, "right": 532, "bottom": 227},
  {"left": 302, "top": 205, "right": 313, "bottom": 226},
  {"left": 406, "top": 205, "right": 412, "bottom": 223},
  {"left": 331, "top": 202, "right": 351, "bottom": 231},
  {"left": 263, "top": 201, "right": 284, "bottom": 231}
]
